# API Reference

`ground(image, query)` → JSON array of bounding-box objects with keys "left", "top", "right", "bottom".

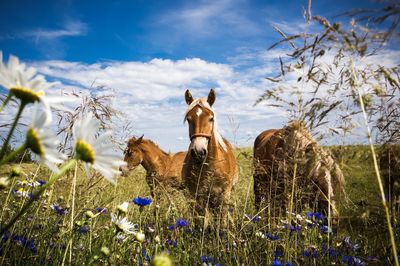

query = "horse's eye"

[{"left": 209, "top": 117, "right": 214, "bottom": 122}]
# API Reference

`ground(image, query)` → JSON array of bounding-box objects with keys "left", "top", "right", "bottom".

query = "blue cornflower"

[
  {"left": 176, "top": 219, "right": 189, "bottom": 228},
  {"left": 320, "top": 225, "right": 332, "bottom": 234},
  {"left": 343, "top": 236, "right": 360, "bottom": 251},
  {"left": 78, "top": 227, "right": 90, "bottom": 234},
  {"left": 284, "top": 224, "right": 301, "bottom": 232},
  {"left": 13, "top": 235, "right": 37, "bottom": 253},
  {"left": 167, "top": 225, "right": 176, "bottom": 231},
  {"left": 95, "top": 207, "right": 107, "bottom": 213},
  {"left": 307, "top": 212, "right": 325, "bottom": 221},
  {"left": 133, "top": 197, "right": 152, "bottom": 207},
  {"left": 166, "top": 239, "right": 178, "bottom": 248},
  {"left": 274, "top": 250, "right": 283, "bottom": 257},
  {"left": 37, "top": 180, "right": 46, "bottom": 186},
  {"left": 142, "top": 247, "right": 151, "bottom": 261},
  {"left": 272, "top": 258, "right": 282, "bottom": 266},
  {"left": 342, "top": 255, "right": 365, "bottom": 266},
  {"left": 302, "top": 250, "right": 318, "bottom": 258},
  {"left": 286, "top": 263, "right": 293, "bottom": 266},
  {"left": 50, "top": 203, "right": 68, "bottom": 215},
  {"left": 266, "top": 233, "right": 280, "bottom": 241},
  {"left": 200, "top": 255, "right": 218, "bottom": 265},
  {"left": 244, "top": 214, "right": 261, "bottom": 222}
]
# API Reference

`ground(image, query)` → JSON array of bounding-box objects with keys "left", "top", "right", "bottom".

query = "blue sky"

[{"left": 0, "top": 0, "right": 393, "bottom": 151}]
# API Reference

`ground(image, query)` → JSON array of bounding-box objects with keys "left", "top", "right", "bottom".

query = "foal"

[
  {"left": 120, "top": 136, "right": 187, "bottom": 197},
  {"left": 182, "top": 89, "right": 238, "bottom": 228}
]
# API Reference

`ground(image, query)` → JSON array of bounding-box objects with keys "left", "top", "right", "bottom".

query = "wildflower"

[
  {"left": 117, "top": 201, "right": 129, "bottom": 214},
  {"left": 266, "top": 233, "right": 280, "bottom": 241},
  {"left": 78, "top": 227, "right": 90, "bottom": 234},
  {"left": 26, "top": 104, "right": 66, "bottom": 172},
  {"left": 12, "top": 235, "right": 37, "bottom": 253},
  {"left": 0, "top": 177, "right": 10, "bottom": 189},
  {"left": 12, "top": 188, "right": 31, "bottom": 198},
  {"left": 200, "top": 255, "right": 217, "bottom": 265},
  {"left": 115, "top": 233, "right": 126, "bottom": 243},
  {"left": 343, "top": 236, "right": 360, "bottom": 251},
  {"left": 72, "top": 114, "right": 126, "bottom": 184},
  {"left": 166, "top": 239, "right": 178, "bottom": 248},
  {"left": 320, "top": 225, "right": 332, "bottom": 234},
  {"left": 50, "top": 203, "right": 68, "bottom": 216},
  {"left": 142, "top": 247, "right": 151, "bottom": 261},
  {"left": 0, "top": 52, "right": 76, "bottom": 112},
  {"left": 152, "top": 253, "right": 172, "bottom": 266},
  {"left": 176, "top": 219, "right": 189, "bottom": 228},
  {"left": 272, "top": 258, "right": 282, "bottom": 266},
  {"left": 167, "top": 225, "right": 175, "bottom": 231},
  {"left": 96, "top": 207, "right": 107, "bottom": 213},
  {"left": 307, "top": 212, "right": 325, "bottom": 221},
  {"left": 154, "top": 235, "right": 161, "bottom": 243},
  {"left": 135, "top": 231, "right": 145, "bottom": 242},
  {"left": 274, "top": 250, "right": 283, "bottom": 257},
  {"left": 256, "top": 231, "right": 266, "bottom": 239},
  {"left": 133, "top": 196, "right": 152, "bottom": 207},
  {"left": 244, "top": 214, "right": 261, "bottom": 222},
  {"left": 111, "top": 214, "right": 137, "bottom": 234},
  {"left": 342, "top": 255, "right": 365, "bottom": 266}
]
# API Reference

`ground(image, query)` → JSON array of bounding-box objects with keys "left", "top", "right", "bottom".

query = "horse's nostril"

[
  {"left": 190, "top": 149, "right": 197, "bottom": 158},
  {"left": 201, "top": 148, "right": 207, "bottom": 157}
]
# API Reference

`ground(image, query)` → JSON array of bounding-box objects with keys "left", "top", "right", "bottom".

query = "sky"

[{"left": 0, "top": 0, "right": 392, "bottom": 152}]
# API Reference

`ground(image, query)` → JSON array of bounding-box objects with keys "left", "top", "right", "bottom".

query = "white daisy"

[
  {"left": 25, "top": 104, "right": 66, "bottom": 172},
  {"left": 111, "top": 213, "right": 138, "bottom": 234},
  {"left": 72, "top": 113, "right": 126, "bottom": 184},
  {"left": 0, "top": 52, "right": 75, "bottom": 112},
  {"left": 117, "top": 201, "right": 129, "bottom": 214}
]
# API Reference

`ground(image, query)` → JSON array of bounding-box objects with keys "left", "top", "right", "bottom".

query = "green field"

[{"left": 0, "top": 145, "right": 395, "bottom": 265}]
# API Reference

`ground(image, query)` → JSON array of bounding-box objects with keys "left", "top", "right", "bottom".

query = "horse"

[
  {"left": 182, "top": 89, "right": 238, "bottom": 229},
  {"left": 253, "top": 121, "right": 346, "bottom": 222},
  {"left": 380, "top": 144, "right": 400, "bottom": 218},
  {"left": 120, "top": 135, "right": 187, "bottom": 198}
]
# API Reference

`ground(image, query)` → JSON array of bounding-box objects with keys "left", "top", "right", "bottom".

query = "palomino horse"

[
  {"left": 120, "top": 136, "right": 187, "bottom": 197},
  {"left": 182, "top": 89, "right": 238, "bottom": 228},
  {"left": 253, "top": 121, "right": 346, "bottom": 221}
]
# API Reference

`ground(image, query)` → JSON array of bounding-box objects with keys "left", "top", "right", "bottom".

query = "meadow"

[{"left": 0, "top": 145, "right": 394, "bottom": 265}]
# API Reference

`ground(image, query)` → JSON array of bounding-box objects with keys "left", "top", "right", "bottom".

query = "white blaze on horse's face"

[{"left": 185, "top": 89, "right": 217, "bottom": 161}]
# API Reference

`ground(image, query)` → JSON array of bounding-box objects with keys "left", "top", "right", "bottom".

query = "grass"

[{"left": 0, "top": 145, "right": 397, "bottom": 265}]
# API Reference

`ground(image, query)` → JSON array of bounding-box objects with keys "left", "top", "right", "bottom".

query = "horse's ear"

[
  {"left": 135, "top": 135, "right": 144, "bottom": 145},
  {"left": 207, "top": 89, "right": 216, "bottom": 106},
  {"left": 185, "top": 89, "right": 194, "bottom": 105}
]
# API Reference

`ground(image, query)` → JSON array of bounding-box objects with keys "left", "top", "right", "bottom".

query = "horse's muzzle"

[
  {"left": 190, "top": 147, "right": 207, "bottom": 161},
  {"left": 119, "top": 165, "right": 129, "bottom": 176}
]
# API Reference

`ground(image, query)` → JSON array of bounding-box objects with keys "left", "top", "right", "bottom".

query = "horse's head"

[
  {"left": 184, "top": 89, "right": 216, "bottom": 162},
  {"left": 120, "top": 135, "right": 145, "bottom": 176}
]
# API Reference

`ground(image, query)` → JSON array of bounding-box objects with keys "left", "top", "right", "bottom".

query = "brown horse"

[
  {"left": 380, "top": 144, "right": 400, "bottom": 217},
  {"left": 253, "top": 121, "right": 346, "bottom": 221},
  {"left": 182, "top": 89, "right": 238, "bottom": 228},
  {"left": 120, "top": 136, "right": 187, "bottom": 197}
]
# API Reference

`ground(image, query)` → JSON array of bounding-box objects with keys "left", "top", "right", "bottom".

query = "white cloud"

[
  {"left": 28, "top": 56, "right": 284, "bottom": 151},
  {"left": 23, "top": 20, "right": 89, "bottom": 41}
]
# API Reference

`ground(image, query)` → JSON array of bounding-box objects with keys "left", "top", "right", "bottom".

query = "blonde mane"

[{"left": 184, "top": 98, "right": 227, "bottom": 151}]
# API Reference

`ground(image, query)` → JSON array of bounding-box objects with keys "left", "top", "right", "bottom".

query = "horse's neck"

[{"left": 140, "top": 144, "right": 170, "bottom": 174}]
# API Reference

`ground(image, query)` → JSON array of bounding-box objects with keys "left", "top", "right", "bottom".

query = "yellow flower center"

[
  {"left": 10, "top": 87, "right": 44, "bottom": 104},
  {"left": 75, "top": 139, "right": 95, "bottom": 164},
  {"left": 26, "top": 128, "right": 45, "bottom": 156}
]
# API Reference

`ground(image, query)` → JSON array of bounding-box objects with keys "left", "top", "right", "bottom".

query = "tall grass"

[{"left": 0, "top": 147, "right": 396, "bottom": 265}]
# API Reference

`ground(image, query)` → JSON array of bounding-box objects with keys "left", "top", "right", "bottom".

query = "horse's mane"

[
  {"left": 128, "top": 137, "right": 169, "bottom": 156},
  {"left": 184, "top": 98, "right": 227, "bottom": 151}
]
